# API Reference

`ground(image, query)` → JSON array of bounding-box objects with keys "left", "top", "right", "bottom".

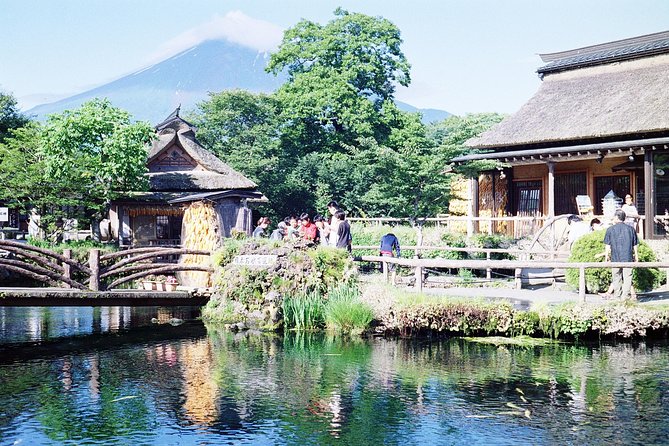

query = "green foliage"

[
  {"left": 0, "top": 99, "right": 153, "bottom": 239},
  {"left": 323, "top": 284, "right": 374, "bottom": 334},
  {"left": 212, "top": 238, "right": 245, "bottom": 267},
  {"left": 307, "top": 246, "right": 356, "bottom": 290},
  {"left": 566, "top": 230, "right": 661, "bottom": 293},
  {"left": 0, "top": 91, "right": 30, "bottom": 142},
  {"left": 282, "top": 290, "right": 325, "bottom": 330}
]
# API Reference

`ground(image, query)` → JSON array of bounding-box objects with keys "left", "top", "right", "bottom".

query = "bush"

[{"left": 566, "top": 230, "right": 662, "bottom": 293}]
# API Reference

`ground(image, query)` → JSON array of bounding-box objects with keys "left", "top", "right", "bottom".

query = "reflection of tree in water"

[{"left": 2, "top": 325, "right": 669, "bottom": 444}]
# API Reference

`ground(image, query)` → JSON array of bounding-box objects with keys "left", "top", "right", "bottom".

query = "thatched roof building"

[
  {"left": 110, "top": 108, "right": 265, "bottom": 246},
  {"left": 452, "top": 30, "right": 669, "bottom": 239}
]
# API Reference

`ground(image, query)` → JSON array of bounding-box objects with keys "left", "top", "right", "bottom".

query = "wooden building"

[
  {"left": 453, "top": 30, "right": 669, "bottom": 239},
  {"left": 110, "top": 108, "right": 264, "bottom": 246}
]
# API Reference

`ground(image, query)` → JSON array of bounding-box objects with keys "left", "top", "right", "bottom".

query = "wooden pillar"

[
  {"left": 414, "top": 265, "right": 423, "bottom": 292},
  {"left": 468, "top": 176, "right": 479, "bottom": 237},
  {"left": 89, "top": 249, "right": 100, "bottom": 291},
  {"left": 62, "top": 249, "right": 72, "bottom": 289},
  {"left": 579, "top": 266, "right": 586, "bottom": 302},
  {"left": 383, "top": 260, "right": 389, "bottom": 283},
  {"left": 547, "top": 162, "right": 555, "bottom": 218},
  {"left": 644, "top": 150, "right": 654, "bottom": 239}
]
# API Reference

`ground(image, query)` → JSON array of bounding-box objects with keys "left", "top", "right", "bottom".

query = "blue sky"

[{"left": 2, "top": 0, "right": 668, "bottom": 114}]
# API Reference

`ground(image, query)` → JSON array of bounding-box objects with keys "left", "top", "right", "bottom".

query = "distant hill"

[{"left": 28, "top": 39, "right": 450, "bottom": 125}]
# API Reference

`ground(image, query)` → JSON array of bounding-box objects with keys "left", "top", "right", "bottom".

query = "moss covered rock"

[{"left": 202, "top": 239, "right": 357, "bottom": 328}]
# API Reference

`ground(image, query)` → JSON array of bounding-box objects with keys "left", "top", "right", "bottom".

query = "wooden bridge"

[{"left": 0, "top": 241, "right": 214, "bottom": 306}]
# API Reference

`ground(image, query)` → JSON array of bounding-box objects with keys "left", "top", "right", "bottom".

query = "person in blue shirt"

[{"left": 379, "top": 233, "right": 401, "bottom": 258}]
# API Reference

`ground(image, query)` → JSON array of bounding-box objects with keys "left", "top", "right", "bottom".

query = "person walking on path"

[{"left": 603, "top": 208, "right": 639, "bottom": 300}]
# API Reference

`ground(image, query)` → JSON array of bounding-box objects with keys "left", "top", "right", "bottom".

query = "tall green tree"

[
  {"left": 0, "top": 99, "right": 154, "bottom": 239},
  {"left": 0, "top": 91, "right": 30, "bottom": 142},
  {"left": 267, "top": 7, "right": 411, "bottom": 150}
]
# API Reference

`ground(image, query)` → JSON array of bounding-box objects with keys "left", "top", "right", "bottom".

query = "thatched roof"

[
  {"left": 468, "top": 31, "right": 669, "bottom": 150},
  {"left": 147, "top": 109, "right": 257, "bottom": 191}
]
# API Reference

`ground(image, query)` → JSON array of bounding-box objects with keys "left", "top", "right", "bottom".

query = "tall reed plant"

[
  {"left": 323, "top": 284, "right": 374, "bottom": 335},
  {"left": 282, "top": 290, "right": 325, "bottom": 330}
]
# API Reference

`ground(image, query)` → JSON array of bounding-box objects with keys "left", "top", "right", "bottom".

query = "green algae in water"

[{"left": 462, "top": 335, "right": 561, "bottom": 347}]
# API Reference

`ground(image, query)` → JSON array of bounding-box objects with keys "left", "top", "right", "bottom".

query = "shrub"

[
  {"left": 566, "top": 230, "right": 662, "bottom": 293},
  {"left": 323, "top": 284, "right": 374, "bottom": 335}
]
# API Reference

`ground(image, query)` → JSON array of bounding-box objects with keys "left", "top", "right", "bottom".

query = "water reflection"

[{"left": 1, "top": 312, "right": 669, "bottom": 445}]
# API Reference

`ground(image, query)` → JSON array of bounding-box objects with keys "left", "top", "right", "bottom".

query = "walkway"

[{"left": 0, "top": 287, "right": 210, "bottom": 307}]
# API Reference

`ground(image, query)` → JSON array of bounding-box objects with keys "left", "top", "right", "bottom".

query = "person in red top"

[{"left": 300, "top": 213, "right": 319, "bottom": 242}]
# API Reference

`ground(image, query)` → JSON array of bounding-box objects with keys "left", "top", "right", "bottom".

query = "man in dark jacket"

[{"left": 604, "top": 208, "right": 639, "bottom": 300}]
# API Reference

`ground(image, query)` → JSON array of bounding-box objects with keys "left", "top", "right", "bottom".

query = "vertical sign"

[{"left": 0, "top": 207, "right": 8, "bottom": 222}]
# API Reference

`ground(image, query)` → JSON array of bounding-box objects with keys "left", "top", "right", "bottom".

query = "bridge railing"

[{"left": 0, "top": 243, "right": 214, "bottom": 291}]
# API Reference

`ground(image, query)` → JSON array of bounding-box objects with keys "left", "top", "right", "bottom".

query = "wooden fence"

[{"left": 357, "top": 255, "right": 668, "bottom": 302}]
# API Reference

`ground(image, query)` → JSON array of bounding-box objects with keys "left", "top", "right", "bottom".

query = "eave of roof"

[
  {"left": 168, "top": 190, "right": 268, "bottom": 204},
  {"left": 452, "top": 136, "right": 669, "bottom": 165},
  {"left": 538, "top": 30, "right": 669, "bottom": 76}
]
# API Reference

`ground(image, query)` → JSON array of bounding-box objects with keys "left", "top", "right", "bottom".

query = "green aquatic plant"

[
  {"left": 282, "top": 290, "right": 325, "bottom": 330},
  {"left": 323, "top": 284, "right": 374, "bottom": 335}
]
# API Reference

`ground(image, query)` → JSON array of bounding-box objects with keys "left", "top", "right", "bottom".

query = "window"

[
  {"left": 555, "top": 172, "right": 587, "bottom": 215},
  {"left": 594, "top": 175, "right": 630, "bottom": 214},
  {"left": 156, "top": 215, "right": 169, "bottom": 239},
  {"left": 514, "top": 180, "right": 542, "bottom": 215}
]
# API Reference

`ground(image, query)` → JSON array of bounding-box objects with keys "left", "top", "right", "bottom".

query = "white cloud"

[{"left": 148, "top": 11, "right": 283, "bottom": 63}]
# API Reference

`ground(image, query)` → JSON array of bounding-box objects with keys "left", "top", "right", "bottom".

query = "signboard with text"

[
  {"left": 0, "top": 208, "right": 8, "bottom": 222},
  {"left": 232, "top": 255, "right": 278, "bottom": 268}
]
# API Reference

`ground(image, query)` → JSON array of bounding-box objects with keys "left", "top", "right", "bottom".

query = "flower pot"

[
  {"left": 142, "top": 281, "right": 154, "bottom": 290},
  {"left": 165, "top": 283, "right": 178, "bottom": 292}
]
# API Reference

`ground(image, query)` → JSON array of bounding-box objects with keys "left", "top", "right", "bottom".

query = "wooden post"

[
  {"left": 415, "top": 265, "right": 423, "bottom": 292},
  {"left": 579, "top": 266, "right": 586, "bottom": 302},
  {"left": 468, "top": 176, "right": 479, "bottom": 237},
  {"left": 515, "top": 268, "right": 522, "bottom": 289},
  {"left": 486, "top": 252, "right": 492, "bottom": 280},
  {"left": 62, "top": 249, "right": 72, "bottom": 289},
  {"left": 383, "top": 260, "right": 389, "bottom": 283},
  {"left": 644, "top": 150, "right": 653, "bottom": 239},
  {"left": 89, "top": 249, "right": 100, "bottom": 291},
  {"left": 547, "top": 162, "right": 555, "bottom": 218}
]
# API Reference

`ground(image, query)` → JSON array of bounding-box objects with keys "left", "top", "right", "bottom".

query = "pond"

[{"left": 1, "top": 306, "right": 669, "bottom": 445}]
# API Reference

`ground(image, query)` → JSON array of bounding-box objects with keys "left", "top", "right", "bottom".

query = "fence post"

[
  {"left": 414, "top": 265, "right": 423, "bottom": 292},
  {"left": 89, "top": 249, "right": 100, "bottom": 291},
  {"left": 579, "top": 266, "right": 586, "bottom": 302},
  {"left": 62, "top": 249, "right": 72, "bottom": 289},
  {"left": 514, "top": 268, "right": 522, "bottom": 289},
  {"left": 383, "top": 259, "right": 389, "bottom": 283},
  {"left": 486, "top": 252, "right": 492, "bottom": 280}
]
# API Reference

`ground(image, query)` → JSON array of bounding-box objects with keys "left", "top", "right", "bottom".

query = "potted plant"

[
  {"left": 165, "top": 276, "right": 178, "bottom": 292},
  {"left": 140, "top": 274, "right": 158, "bottom": 290}
]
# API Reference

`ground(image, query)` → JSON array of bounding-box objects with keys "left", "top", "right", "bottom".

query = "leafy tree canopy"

[
  {"left": 0, "top": 99, "right": 153, "bottom": 238},
  {"left": 0, "top": 91, "right": 30, "bottom": 142},
  {"left": 267, "top": 8, "right": 411, "bottom": 148}
]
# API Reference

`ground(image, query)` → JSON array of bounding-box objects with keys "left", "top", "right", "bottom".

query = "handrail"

[
  {"left": 352, "top": 245, "right": 562, "bottom": 255},
  {"left": 356, "top": 255, "right": 666, "bottom": 302}
]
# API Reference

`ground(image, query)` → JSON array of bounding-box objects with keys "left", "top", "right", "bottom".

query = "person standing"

[
  {"left": 300, "top": 213, "right": 318, "bottom": 242},
  {"left": 334, "top": 210, "right": 352, "bottom": 252},
  {"left": 603, "top": 208, "right": 639, "bottom": 300},
  {"left": 621, "top": 194, "right": 639, "bottom": 229},
  {"left": 379, "top": 233, "right": 401, "bottom": 259},
  {"left": 314, "top": 215, "right": 329, "bottom": 246}
]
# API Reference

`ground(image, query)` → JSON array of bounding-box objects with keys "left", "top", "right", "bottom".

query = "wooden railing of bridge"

[{"left": 0, "top": 241, "right": 214, "bottom": 291}]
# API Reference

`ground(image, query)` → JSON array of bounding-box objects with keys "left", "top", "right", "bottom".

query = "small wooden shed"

[{"left": 110, "top": 108, "right": 265, "bottom": 246}]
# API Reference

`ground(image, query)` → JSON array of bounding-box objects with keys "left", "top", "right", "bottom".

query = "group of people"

[
  {"left": 567, "top": 193, "right": 640, "bottom": 301},
  {"left": 252, "top": 201, "right": 352, "bottom": 252}
]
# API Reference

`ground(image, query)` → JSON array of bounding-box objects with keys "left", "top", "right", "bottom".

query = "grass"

[
  {"left": 323, "top": 284, "right": 375, "bottom": 335},
  {"left": 282, "top": 290, "right": 325, "bottom": 330}
]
